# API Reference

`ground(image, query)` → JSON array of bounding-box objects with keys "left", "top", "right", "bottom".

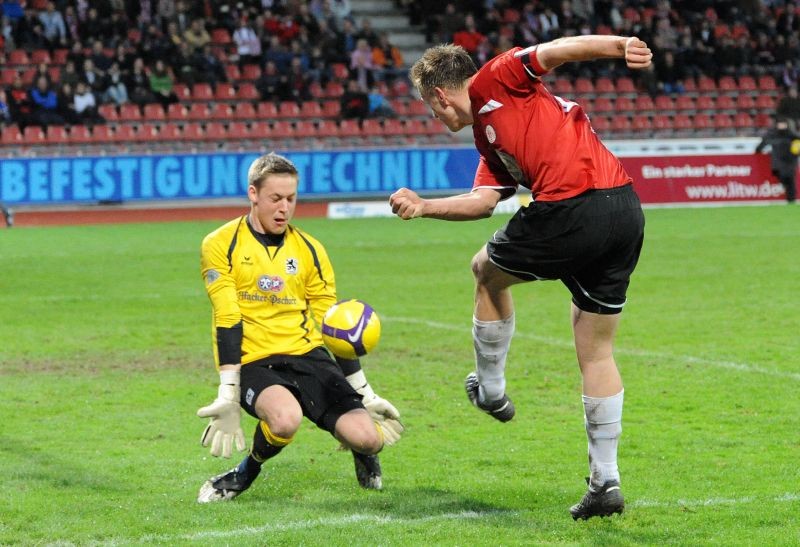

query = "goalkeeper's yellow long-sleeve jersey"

[{"left": 201, "top": 216, "right": 337, "bottom": 366}]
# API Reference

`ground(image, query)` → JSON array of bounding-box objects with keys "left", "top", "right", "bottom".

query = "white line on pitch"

[
  {"left": 631, "top": 492, "right": 800, "bottom": 508},
  {"left": 128, "top": 510, "right": 516, "bottom": 544},
  {"left": 386, "top": 316, "right": 800, "bottom": 381}
]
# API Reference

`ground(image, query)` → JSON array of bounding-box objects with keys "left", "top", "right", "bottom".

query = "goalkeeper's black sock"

[{"left": 248, "top": 420, "right": 291, "bottom": 468}]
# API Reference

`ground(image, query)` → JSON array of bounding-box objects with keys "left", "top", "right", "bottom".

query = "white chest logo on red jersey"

[
  {"left": 485, "top": 125, "right": 497, "bottom": 143},
  {"left": 478, "top": 99, "right": 504, "bottom": 114},
  {"left": 285, "top": 258, "right": 298, "bottom": 274},
  {"left": 257, "top": 275, "right": 284, "bottom": 293}
]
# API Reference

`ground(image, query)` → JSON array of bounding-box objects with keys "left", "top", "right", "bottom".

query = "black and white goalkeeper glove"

[
  {"left": 197, "top": 370, "right": 247, "bottom": 458},
  {"left": 346, "top": 370, "right": 404, "bottom": 446}
]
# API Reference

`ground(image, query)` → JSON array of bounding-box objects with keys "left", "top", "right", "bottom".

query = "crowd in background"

[{"left": 1, "top": 0, "right": 800, "bottom": 132}]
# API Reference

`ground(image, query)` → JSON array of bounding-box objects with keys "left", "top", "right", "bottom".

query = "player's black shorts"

[
  {"left": 487, "top": 184, "right": 645, "bottom": 315},
  {"left": 239, "top": 347, "right": 364, "bottom": 433}
]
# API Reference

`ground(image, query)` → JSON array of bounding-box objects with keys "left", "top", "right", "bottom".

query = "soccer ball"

[{"left": 321, "top": 299, "right": 381, "bottom": 359}]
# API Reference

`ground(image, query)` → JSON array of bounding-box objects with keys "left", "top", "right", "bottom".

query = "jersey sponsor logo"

[
  {"left": 478, "top": 99, "right": 504, "bottom": 114},
  {"left": 285, "top": 258, "right": 298, "bottom": 274},
  {"left": 238, "top": 290, "right": 298, "bottom": 305},
  {"left": 205, "top": 269, "right": 221, "bottom": 285},
  {"left": 485, "top": 124, "right": 497, "bottom": 144},
  {"left": 257, "top": 274, "right": 284, "bottom": 293}
]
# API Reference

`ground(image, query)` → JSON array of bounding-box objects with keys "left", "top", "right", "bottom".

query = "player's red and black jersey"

[{"left": 469, "top": 46, "right": 632, "bottom": 202}]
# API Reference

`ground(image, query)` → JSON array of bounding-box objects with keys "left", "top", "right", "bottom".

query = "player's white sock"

[
  {"left": 473, "top": 314, "right": 514, "bottom": 403},
  {"left": 583, "top": 390, "right": 623, "bottom": 488}
]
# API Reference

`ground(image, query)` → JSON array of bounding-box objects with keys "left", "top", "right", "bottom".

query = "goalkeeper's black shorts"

[
  {"left": 240, "top": 347, "right": 364, "bottom": 433},
  {"left": 487, "top": 184, "right": 645, "bottom": 315}
]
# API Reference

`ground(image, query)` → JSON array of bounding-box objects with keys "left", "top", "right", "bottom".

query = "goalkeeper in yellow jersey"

[{"left": 196, "top": 152, "right": 403, "bottom": 503}]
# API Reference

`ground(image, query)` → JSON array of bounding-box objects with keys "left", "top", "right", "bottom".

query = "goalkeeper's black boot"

[
  {"left": 465, "top": 372, "right": 515, "bottom": 422},
  {"left": 197, "top": 458, "right": 261, "bottom": 503},
  {"left": 352, "top": 450, "right": 382, "bottom": 490},
  {"left": 569, "top": 478, "right": 625, "bottom": 520}
]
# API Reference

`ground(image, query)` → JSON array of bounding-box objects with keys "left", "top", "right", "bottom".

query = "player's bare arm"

[
  {"left": 535, "top": 35, "right": 652, "bottom": 72},
  {"left": 390, "top": 187, "right": 501, "bottom": 221}
]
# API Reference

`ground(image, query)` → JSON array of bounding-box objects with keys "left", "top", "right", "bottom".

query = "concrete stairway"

[{"left": 349, "top": 0, "right": 427, "bottom": 67}]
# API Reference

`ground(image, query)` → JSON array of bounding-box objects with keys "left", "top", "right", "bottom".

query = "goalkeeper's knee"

[{"left": 252, "top": 420, "right": 294, "bottom": 462}]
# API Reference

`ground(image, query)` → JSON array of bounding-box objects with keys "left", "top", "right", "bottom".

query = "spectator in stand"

[
  {"left": 286, "top": 56, "right": 311, "bottom": 102},
  {"left": 63, "top": 5, "right": 80, "bottom": 42},
  {"left": 58, "top": 60, "right": 83, "bottom": 88},
  {"left": 264, "top": 35, "right": 292, "bottom": 73},
  {"left": 1, "top": 15, "right": 15, "bottom": 50},
  {"left": 233, "top": 17, "right": 262, "bottom": 67},
  {"left": 294, "top": 3, "right": 320, "bottom": 37},
  {"left": 453, "top": 14, "right": 486, "bottom": 56},
  {"left": 90, "top": 40, "right": 112, "bottom": 72},
  {"left": 356, "top": 17, "right": 378, "bottom": 46},
  {"left": 756, "top": 118, "right": 800, "bottom": 204},
  {"left": 255, "top": 59, "right": 288, "bottom": 102},
  {"left": 313, "top": 19, "right": 341, "bottom": 64},
  {"left": 339, "top": 78, "right": 369, "bottom": 119},
  {"left": 330, "top": 0, "right": 352, "bottom": 28},
  {"left": 538, "top": 6, "right": 560, "bottom": 41},
  {"left": 38, "top": 1, "right": 66, "bottom": 48},
  {"left": 0, "top": 89, "right": 12, "bottom": 125},
  {"left": 139, "top": 23, "right": 172, "bottom": 64},
  {"left": 372, "top": 32, "right": 405, "bottom": 84},
  {"left": 655, "top": 50, "right": 686, "bottom": 95},
  {"left": 149, "top": 59, "right": 179, "bottom": 107},
  {"left": 103, "top": 62, "right": 129, "bottom": 105},
  {"left": 32, "top": 62, "right": 52, "bottom": 87},
  {"left": 156, "top": 0, "right": 177, "bottom": 29},
  {"left": 127, "top": 56, "right": 155, "bottom": 106},
  {"left": 184, "top": 17, "right": 210, "bottom": 52},
  {"left": 435, "top": 3, "right": 463, "bottom": 44},
  {"left": 193, "top": 44, "right": 228, "bottom": 88},
  {"left": 82, "top": 58, "right": 106, "bottom": 97},
  {"left": 73, "top": 81, "right": 104, "bottom": 125},
  {"left": 308, "top": 46, "right": 330, "bottom": 84},
  {"left": 174, "top": 41, "right": 200, "bottom": 85},
  {"left": 57, "top": 82, "right": 80, "bottom": 125},
  {"left": 288, "top": 39, "right": 311, "bottom": 71},
  {"left": 349, "top": 38, "right": 375, "bottom": 91},
  {"left": 367, "top": 85, "right": 395, "bottom": 118},
  {"left": 166, "top": 20, "right": 184, "bottom": 53},
  {"left": 112, "top": 44, "right": 134, "bottom": 75},
  {"left": 782, "top": 60, "right": 799, "bottom": 90},
  {"left": 339, "top": 17, "right": 359, "bottom": 58},
  {"left": 7, "top": 73, "right": 33, "bottom": 128},
  {"left": 30, "top": 74, "right": 65, "bottom": 126},
  {"left": 777, "top": 85, "right": 800, "bottom": 133},
  {"left": 66, "top": 40, "right": 86, "bottom": 69}
]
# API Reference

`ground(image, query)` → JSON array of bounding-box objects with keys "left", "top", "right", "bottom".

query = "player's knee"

[
  {"left": 339, "top": 415, "right": 383, "bottom": 454},
  {"left": 258, "top": 404, "right": 302, "bottom": 439},
  {"left": 471, "top": 249, "right": 491, "bottom": 283}
]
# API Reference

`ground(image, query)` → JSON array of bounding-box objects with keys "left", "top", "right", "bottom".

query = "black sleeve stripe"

[
  {"left": 295, "top": 228, "right": 328, "bottom": 289},
  {"left": 226, "top": 216, "right": 246, "bottom": 272}
]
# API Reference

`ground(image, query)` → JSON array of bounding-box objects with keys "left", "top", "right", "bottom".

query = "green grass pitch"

[{"left": 1, "top": 205, "right": 799, "bottom": 545}]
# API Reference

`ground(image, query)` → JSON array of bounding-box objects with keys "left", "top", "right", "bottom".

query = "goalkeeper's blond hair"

[{"left": 248, "top": 153, "right": 298, "bottom": 189}]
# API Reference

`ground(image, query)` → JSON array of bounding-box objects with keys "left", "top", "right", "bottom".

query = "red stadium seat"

[
  {"left": 211, "top": 28, "right": 231, "bottom": 44},
  {"left": 697, "top": 76, "right": 717, "bottom": 94},
  {"left": 241, "top": 64, "right": 261, "bottom": 81},
  {"left": 324, "top": 81, "right": 344, "bottom": 98},
  {"left": 733, "top": 112, "right": 754, "bottom": 130},
  {"left": 0, "top": 69, "right": 16, "bottom": 86},
  {"left": 112, "top": 124, "right": 138, "bottom": 143},
  {"left": 389, "top": 99, "right": 408, "bottom": 117},
  {"left": 614, "top": 96, "right": 635, "bottom": 113},
  {"left": 8, "top": 50, "right": 30, "bottom": 66},
  {"left": 610, "top": 115, "right": 632, "bottom": 135},
  {"left": 308, "top": 81, "right": 324, "bottom": 99},
  {"left": 615, "top": 77, "right": 636, "bottom": 95},
  {"left": 716, "top": 95, "right": 736, "bottom": 112},
  {"left": 758, "top": 75, "right": 777, "bottom": 91},
  {"left": 52, "top": 48, "right": 68, "bottom": 64},
  {"left": 321, "top": 100, "right": 341, "bottom": 118},
  {"left": 693, "top": 113, "right": 713, "bottom": 132},
  {"left": 256, "top": 101, "right": 278, "bottom": 119},
  {"left": 591, "top": 97, "right": 614, "bottom": 114},
  {"left": 68, "top": 125, "right": 93, "bottom": 145},
  {"left": 589, "top": 115, "right": 611, "bottom": 133},
  {"left": 316, "top": 120, "right": 339, "bottom": 139},
  {"left": 552, "top": 78, "right": 574, "bottom": 95},
  {"left": 294, "top": 120, "right": 317, "bottom": 139},
  {"left": 631, "top": 114, "right": 651, "bottom": 133},
  {"left": 652, "top": 114, "right": 673, "bottom": 134},
  {"left": 754, "top": 113, "right": 772, "bottom": 128},
  {"left": 238, "top": 83, "right": 259, "bottom": 100},
  {"left": 143, "top": 104, "right": 165, "bottom": 121},
  {"left": 637, "top": 95, "right": 655, "bottom": 113},
  {"left": 214, "top": 83, "right": 235, "bottom": 101},
  {"left": 299, "top": 101, "right": 323, "bottom": 118},
  {"left": 738, "top": 75, "right": 757, "bottom": 92},
  {"left": 46, "top": 125, "right": 69, "bottom": 145},
  {"left": 383, "top": 118, "right": 406, "bottom": 139},
  {"left": 390, "top": 79, "right": 410, "bottom": 97},
  {"left": 166, "top": 103, "right": 187, "bottom": 121},
  {"left": 695, "top": 95, "right": 716, "bottom": 112},
  {"left": 226, "top": 121, "right": 249, "bottom": 140},
  {"left": 91, "top": 125, "right": 112, "bottom": 143},
  {"left": 407, "top": 100, "right": 430, "bottom": 117},
  {"left": 182, "top": 122, "right": 205, "bottom": 141},
  {"left": 268, "top": 120, "right": 295, "bottom": 139},
  {"left": 277, "top": 101, "right": 301, "bottom": 119},
  {"left": 718, "top": 76, "right": 737, "bottom": 93},
  {"left": 191, "top": 84, "right": 213, "bottom": 101},
  {"left": 594, "top": 77, "right": 615, "bottom": 95},
  {"left": 672, "top": 114, "right": 693, "bottom": 132},
  {"left": 233, "top": 102, "right": 257, "bottom": 120},
  {"left": 682, "top": 77, "right": 697, "bottom": 95},
  {"left": 209, "top": 102, "right": 233, "bottom": 120},
  {"left": 187, "top": 103, "right": 209, "bottom": 120},
  {"left": 30, "top": 49, "right": 51, "bottom": 64},
  {"left": 118, "top": 104, "right": 142, "bottom": 122},
  {"left": 331, "top": 63, "right": 349, "bottom": 81},
  {"left": 674, "top": 95, "right": 696, "bottom": 112},
  {"left": 204, "top": 122, "right": 227, "bottom": 141},
  {"left": 361, "top": 119, "right": 384, "bottom": 139},
  {"left": 574, "top": 77, "right": 594, "bottom": 94},
  {"left": 98, "top": 104, "right": 118, "bottom": 122},
  {"left": 225, "top": 64, "right": 241, "bottom": 82},
  {"left": 735, "top": 94, "right": 755, "bottom": 111},
  {"left": 0, "top": 125, "right": 22, "bottom": 146},
  {"left": 337, "top": 119, "right": 361, "bottom": 139},
  {"left": 158, "top": 123, "right": 183, "bottom": 141},
  {"left": 172, "top": 83, "right": 190, "bottom": 101},
  {"left": 755, "top": 95, "right": 776, "bottom": 111},
  {"left": 654, "top": 95, "right": 675, "bottom": 113},
  {"left": 713, "top": 113, "right": 735, "bottom": 134}
]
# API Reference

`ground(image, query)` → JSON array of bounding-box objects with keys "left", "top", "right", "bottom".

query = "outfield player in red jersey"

[
  {"left": 196, "top": 153, "right": 403, "bottom": 503},
  {"left": 390, "top": 36, "right": 652, "bottom": 520}
]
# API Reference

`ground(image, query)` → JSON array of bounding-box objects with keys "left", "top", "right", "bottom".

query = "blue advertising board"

[{"left": 0, "top": 148, "right": 480, "bottom": 205}]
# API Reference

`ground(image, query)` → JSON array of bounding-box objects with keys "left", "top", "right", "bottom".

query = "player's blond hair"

[
  {"left": 410, "top": 44, "right": 478, "bottom": 98},
  {"left": 248, "top": 152, "right": 298, "bottom": 189}
]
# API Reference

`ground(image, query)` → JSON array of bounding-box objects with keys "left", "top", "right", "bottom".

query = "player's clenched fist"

[
  {"left": 623, "top": 37, "right": 652, "bottom": 69},
  {"left": 390, "top": 187, "right": 425, "bottom": 220}
]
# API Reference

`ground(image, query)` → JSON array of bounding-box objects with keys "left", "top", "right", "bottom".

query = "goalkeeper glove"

[
  {"left": 346, "top": 370, "right": 404, "bottom": 446},
  {"left": 197, "top": 369, "right": 247, "bottom": 458}
]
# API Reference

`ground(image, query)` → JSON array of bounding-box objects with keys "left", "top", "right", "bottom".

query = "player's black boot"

[
  {"left": 352, "top": 450, "right": 382, "bottom": 490},
  {"left": 570, "top": 478, "right": 625, "bottom": 520},
  {"left": 197, "top": 460, "right": 261, "bottom": 503},
  {"left": 465, "top": 372, "right": 515, "bottom": 422}
]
